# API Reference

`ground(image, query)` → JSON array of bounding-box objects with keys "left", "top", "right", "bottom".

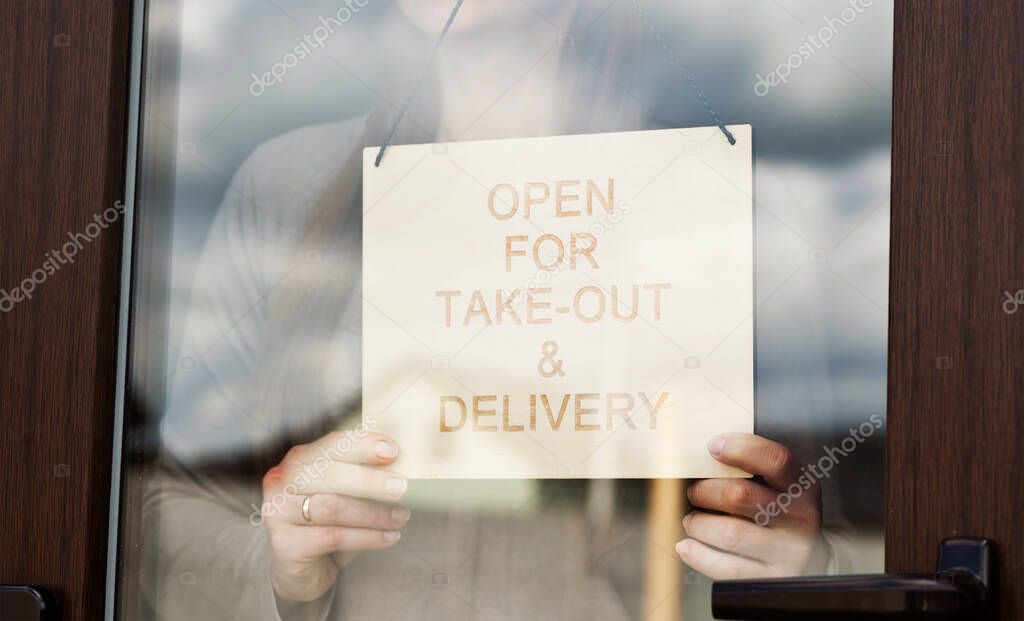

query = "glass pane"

[{"left": 113, "top": 1, "right": 892, "bottom": 619}]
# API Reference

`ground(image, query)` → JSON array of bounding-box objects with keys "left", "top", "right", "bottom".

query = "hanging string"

[
  {"left": 374, "top": 0, "right": 465, "bottom": 167},
  {"left": 629, "top": 0, "right": 736, "bottom": 145}
]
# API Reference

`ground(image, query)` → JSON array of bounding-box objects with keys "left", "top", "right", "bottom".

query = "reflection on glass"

[{"left": 118, "top": 1, "right": 892, "bottom": 619}]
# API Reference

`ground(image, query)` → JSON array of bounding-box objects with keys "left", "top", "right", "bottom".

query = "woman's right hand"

[{"left": 261, "top": 432, "right": 410, "bottom": 605}]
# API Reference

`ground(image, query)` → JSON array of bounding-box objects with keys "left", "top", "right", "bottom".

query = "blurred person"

[{"left": 149, "top": 1, "right": 854, "bottom": 619}]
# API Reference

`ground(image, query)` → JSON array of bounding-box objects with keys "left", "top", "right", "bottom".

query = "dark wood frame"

[
  {"left": 2, "top": 1, "right": 1023, "bottom": 619},
  {"left": 0, "top": 2, "right": 134, "bottom": 619},
  {"left": 887, "top": 2, "right": 1024, "bottom": 619}
]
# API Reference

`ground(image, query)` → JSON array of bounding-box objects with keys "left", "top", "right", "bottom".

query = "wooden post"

[{"left": 643, "top": 478, "right": 685, "bottom": 621}]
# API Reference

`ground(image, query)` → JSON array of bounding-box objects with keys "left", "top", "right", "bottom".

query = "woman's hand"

[
  {"left": 677, "top": 433, "right": 830, "bottom": 579},
  {"left": 261, "top": 432, "right": 410, "bottom": 604}
]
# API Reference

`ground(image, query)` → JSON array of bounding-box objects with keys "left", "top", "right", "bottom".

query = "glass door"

[{"left": 110, "top": 1, "right": 893, "bottom": 619}]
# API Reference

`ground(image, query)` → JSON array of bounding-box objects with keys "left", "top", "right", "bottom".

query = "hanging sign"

[{"left": 362, "top": 125, "right": 753, "bottom": 479}]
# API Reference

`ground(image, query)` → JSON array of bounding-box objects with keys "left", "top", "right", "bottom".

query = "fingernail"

[
  {"left": 383, "top": 530, "right": 401, "bottom": 543},
  {"left": 707, "top": 435, "right": 726, "bottom": 457},
  {"left": 391, "top": 507, "right": 411, "bottom": 524},
  {"left": 384, "top": 477, "right": 408, "bottom": 497},
  {"left": 682, "top": 513, "right": 692, "bottom": 530},
  {"left": 676, "top": 539, "right": 692, "bottom": 557},
  {"left": 375, "top": 440, "right": 398, "bottom": 459}
]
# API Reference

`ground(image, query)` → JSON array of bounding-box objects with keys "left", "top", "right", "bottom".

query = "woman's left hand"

[{"left": 677, "top": 433, "right": 830, "bottom": 579}]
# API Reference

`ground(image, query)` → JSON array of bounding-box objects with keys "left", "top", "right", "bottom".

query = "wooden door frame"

[
  {"left": 887, "top": 2, "right": 1024, "bottom": 620},
  {"left": 0, "top": 1, "right": 133, "bottom": 620},
  {"left": 2, "top": 1, "right": 1022, "bottom": 619}
]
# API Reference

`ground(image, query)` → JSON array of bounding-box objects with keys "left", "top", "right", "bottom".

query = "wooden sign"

[{"left": 362, "top": 126, "right": 753, "bottom": 479}]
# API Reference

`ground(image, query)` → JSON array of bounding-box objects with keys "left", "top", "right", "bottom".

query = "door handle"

[
  {"left": 711, "top": 537, "right": 992, "bottom": 620},
  {"left": 0, "top": 585, "right": 59, "bottom": 621}
]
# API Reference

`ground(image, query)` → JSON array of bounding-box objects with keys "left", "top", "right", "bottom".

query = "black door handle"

[
  {"left": 711, "top": 537, "right": 992, "bottom": 620},
  {"left": 0, "top": 586, "right": 59, "bottom": 621}
]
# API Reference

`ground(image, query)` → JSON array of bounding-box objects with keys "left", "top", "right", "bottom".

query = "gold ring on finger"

[{"left": 301, "top": 495, "right": 313, "bottom": 524}]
